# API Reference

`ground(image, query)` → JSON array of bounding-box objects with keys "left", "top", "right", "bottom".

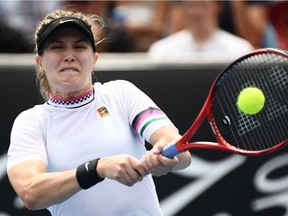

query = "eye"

[
  {"left": 49, "top": 43, "right": 64, "bottom": 50},
  {"left": 74, "top": 42, "right": 90, "bottom": 50},
  {"left": 52, "top": 46, "right": 63, "bottom": 50},
  {"left": 75, "top": 45, "right": 86, "bottom": 49}
]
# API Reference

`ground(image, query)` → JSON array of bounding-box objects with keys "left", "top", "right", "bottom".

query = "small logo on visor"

[{"left": 59, "top": 19, "right": 74, "bottom": 24}]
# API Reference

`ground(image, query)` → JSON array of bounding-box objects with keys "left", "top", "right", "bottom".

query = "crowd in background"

[{"left": 0, "top": 1, "right": 286, "bottom": 55}]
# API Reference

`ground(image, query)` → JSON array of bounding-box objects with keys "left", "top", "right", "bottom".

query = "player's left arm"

[{"left": 142, "top": 125, "right": 192, "bottom": 176}]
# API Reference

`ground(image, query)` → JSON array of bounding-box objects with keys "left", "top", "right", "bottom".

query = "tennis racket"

[{"left": 162, "top": 48, "right": 288, "bottom": 158}]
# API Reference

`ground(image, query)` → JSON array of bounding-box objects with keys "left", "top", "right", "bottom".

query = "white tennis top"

[{"left": 7, "top": 80, "right": 175, "bottom": 216}]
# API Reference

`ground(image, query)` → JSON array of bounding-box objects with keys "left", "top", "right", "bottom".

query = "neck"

[
  {"left": 48, "top": 87, "right": 95, "bottom": 108},
  {"left": 188, "top": 23, "right": 218, "bottom": 44},
  {"left": 51, "top": 84, "right": 93, "bottom": 99}
]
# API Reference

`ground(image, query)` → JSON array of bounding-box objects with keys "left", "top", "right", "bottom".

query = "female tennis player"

[{"left": 6, "top": 9, "right": 191, "bottom": 216}]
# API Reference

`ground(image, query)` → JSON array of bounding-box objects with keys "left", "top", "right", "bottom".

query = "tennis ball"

[{"left": 237, "top": 87, "right": 265, "bottom": 115}]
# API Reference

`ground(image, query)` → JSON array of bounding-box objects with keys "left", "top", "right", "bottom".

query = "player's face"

[{"left": 36, "top": 27, "right": 98, "bottom": 98}]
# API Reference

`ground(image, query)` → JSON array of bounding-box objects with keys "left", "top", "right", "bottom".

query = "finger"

[
  {"left": 142, "top": 157, "right": 165, "bottom": 176},
  {"left": 130, "top": 161, "right": 149, "bottom": 177},
  {"left": 120, "top": 162, "right": 146, "bottom": 185},
  {"left": 128, "top": 168, "right": 144, "bottom": 182},
  {"left": 151, "top": 146, "right": 161, "bottom": 154},
  {"left": 141, "top": 154, "right": 155, "bottom": 173},
  {"left": 112, "top": 165, "right": 141, "bottom": 186},
  {"left": 114, "top": 169, "right": 140, "bottom": 186},
  {"left": 117, "top": 175, "right": 135, "bottom": 187},
  {"left": 157, "top": 154, "right": 179, "bottom": 167},
  {"left": 142, "top": 153, "right": 177, "bottom": 176}
]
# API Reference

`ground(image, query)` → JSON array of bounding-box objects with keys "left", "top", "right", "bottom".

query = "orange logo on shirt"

[{"left": 97, "top": 106, "right": 110, "bottom": 117}]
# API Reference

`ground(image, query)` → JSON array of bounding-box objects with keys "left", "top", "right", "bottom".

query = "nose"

[
  {"left": 64, "top": 52, "right": 75, "bottom": 62},
  {"left": 64, "top": 56, "right": 75, "bottom": 62}
]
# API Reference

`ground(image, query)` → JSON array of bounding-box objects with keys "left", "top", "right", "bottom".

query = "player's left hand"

[{"left": 141, "top": 144, "right": 179, "bottom": 177}]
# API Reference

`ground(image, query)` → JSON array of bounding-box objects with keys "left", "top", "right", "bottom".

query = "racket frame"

[{"left": 162, "top": 48, "right": 288, "bottom": 157}]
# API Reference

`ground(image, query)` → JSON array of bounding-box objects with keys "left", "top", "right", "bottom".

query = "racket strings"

[
  {"left": 250, "top": 54, "right": 288, "bottom": 147},
  {"left": 212, "top": 52, "right": 288, "bottom": 151},
  {"left": 220, "top": 55, "right": 268, "bottom": 150},
  {"left": 242, "top": 54, "right": 288, "bottom": 150},
  {"left": 248, "top": 53, "right": 287, "bottom": 148}
]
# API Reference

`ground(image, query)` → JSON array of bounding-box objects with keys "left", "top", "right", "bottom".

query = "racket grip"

[{"left": 161, "top": 143, "right": 180, "bottom": 158}]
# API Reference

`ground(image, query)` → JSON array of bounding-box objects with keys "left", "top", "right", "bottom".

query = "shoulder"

[
  {"left": 148, "top": 30, "right": 191, "bottom": 53},
  {"left": 93, "top": 80, "right": 146, "bottom": 102},
  {"left": 217, "top": 30, "right": 253, "bottom": 47},
  {"left": 14, "top": 105, "right": 46, "bottom": 123},
  {"left": 150, "top": 30, "right": 191, "bottom": 46},
  {"left": 94, "top": 80, "right": 137, "bottom": 92},
  {"left": 10, "top": 105, "right": 47, "bottom": 145},
  {"left": 215, "top": 30, "right": 254, "bottom": 52}
]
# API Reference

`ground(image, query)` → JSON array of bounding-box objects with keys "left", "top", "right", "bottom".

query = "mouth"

[{"left": 60, "top": 67, "right": 79, "bottom": 73}]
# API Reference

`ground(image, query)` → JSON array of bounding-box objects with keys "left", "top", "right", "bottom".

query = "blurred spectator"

[
  {"left": 269, "top": 1, "right": 288, "bottom": 50},
  {"left": 219, "top": 1, "right": 277, "bottom": 48},
  {"left": 110, "top": 1, "right": 169, "bottom": 52},
  {"left": 63, "top": 0, "right": 108, "bottom": 17},
  {"left": 0, "top": 0, "right": 60, "bottom": 52},
  {"left": 0, "top": 21, "right": 31, "bottom": 53},
  {"left": 148, "top": 1, "right": 254, "bottom": 58},
  {"left": 164, "top": 1, "right": 187, "bottom": 35},
  {"left": 63, "top": 1, "right": 135, "bottom": 52}
]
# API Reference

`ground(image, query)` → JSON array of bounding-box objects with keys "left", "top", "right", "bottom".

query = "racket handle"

[{"left": 161, "top": 143, "right": 180, "bottom": 158}]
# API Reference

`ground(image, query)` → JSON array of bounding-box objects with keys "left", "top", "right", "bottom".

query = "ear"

[
  {"left": 35, "top": 55, "right": 44, "bottom": 72},
  {"left": 93, "top": 52, "right": 99, "bottom": 65},
  {"left": 92, "top": 52, "right": 99, "bottom": 69}
]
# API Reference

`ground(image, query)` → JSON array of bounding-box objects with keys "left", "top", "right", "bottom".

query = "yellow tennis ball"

[{"left": 237, "top": 87, "right": 265, "bottom": 115}]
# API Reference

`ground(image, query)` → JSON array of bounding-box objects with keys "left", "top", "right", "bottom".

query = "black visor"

[{"left": 37, "top": 17, "right": 96, "bottom": 54}]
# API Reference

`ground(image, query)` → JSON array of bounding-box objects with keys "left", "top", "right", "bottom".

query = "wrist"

[
  {"left": 76, "top": 158, "right": 105, "bottom": 190},
  {"left": 95, "top": 158, "right": 105, "bottom": 178}
]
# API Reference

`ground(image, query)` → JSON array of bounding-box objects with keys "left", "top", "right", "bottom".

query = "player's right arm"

[
  {"left": 7, "top": 160, "right": 81, "bottom": 210},
  {"left": 7, "top": 155, "right": 148, "bottom": 210}
]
